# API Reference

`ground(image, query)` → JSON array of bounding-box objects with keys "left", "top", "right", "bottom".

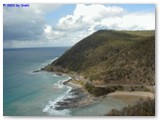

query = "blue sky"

[
  {"left": 112, "top": 4, "right": 155, "bottom": 12},
  {"left": 45, "top": 4, "right": 76, "bottom": 25},
  {"left": 3, "top": 4, "right": 155, "bottom": 48}
]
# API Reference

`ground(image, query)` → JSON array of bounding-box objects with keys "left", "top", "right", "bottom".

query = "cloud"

[
  {"left": 74, "top": 4, "right": 126, "bottom": 20},
  {"left": 3, "top": 4, "right": 155, "bottom": 48},
  {"left": 57, "top": 4, "right": 155, "bottom": 32},
  {"left": 3, "top": 4, "right": 61, "bottom": 41},
  {"left": 57, "top": 4, "right": 126, "bottom": 31},
  {"left": 100, "top": 12, "right": 155, "bottom": 30},
  {"left": 3, "top": 10, "right": 45, "bottom": 41}
]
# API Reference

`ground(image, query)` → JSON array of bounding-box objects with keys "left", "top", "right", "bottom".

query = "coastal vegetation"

[
  {"left": 44, "top": 30, "right": 155, "bottom": 86},
  {"left": 107, "top": 98, "right": 155, "bottom": 116},
  {"left": 43, "top": 30, "right": 155, "bottom": 116},
  {"left": 85, "top": 82, "right": 115, "bottom": 96}
]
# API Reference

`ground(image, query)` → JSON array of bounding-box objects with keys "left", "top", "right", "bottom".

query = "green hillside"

[{"left": 44, "top": 30, "right": 155, "bottom": 86}]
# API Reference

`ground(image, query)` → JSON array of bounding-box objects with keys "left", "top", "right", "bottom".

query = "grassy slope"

[{"left": 44, "top": 30, "right": 155, "bottom": 86}]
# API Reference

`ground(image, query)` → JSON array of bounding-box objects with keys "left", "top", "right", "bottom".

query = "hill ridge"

[{"left": 44, "top": 30, "right": 155, "bottom": 86}]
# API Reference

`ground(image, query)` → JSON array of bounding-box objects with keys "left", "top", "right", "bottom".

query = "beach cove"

[{"left": 41, "top": 70, "right": 155, "bottom": 116}]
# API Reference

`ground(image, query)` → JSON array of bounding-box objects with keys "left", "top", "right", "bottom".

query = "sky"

[{"left": 3, "top": 4, "right": 155, "bottom": 48}]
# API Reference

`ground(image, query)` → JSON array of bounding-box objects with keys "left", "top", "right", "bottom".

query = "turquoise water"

[
  {"left": 3, "top": 47, "right": 71, "bottom": 116},
  {"left": 3, "top": 47, "right": 126, "bottom": 116}
]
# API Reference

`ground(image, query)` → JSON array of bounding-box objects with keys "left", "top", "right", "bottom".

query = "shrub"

[
  {"left": 85, "top": 82, "right": 115, "bottom": 97},
  {"left": 107, "top": 98, "right": 155, "bottom": 116}
]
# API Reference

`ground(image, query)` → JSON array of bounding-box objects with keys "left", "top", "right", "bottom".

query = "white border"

[{"left": 0, "top": 0, "right": 159, "bottom": 120}]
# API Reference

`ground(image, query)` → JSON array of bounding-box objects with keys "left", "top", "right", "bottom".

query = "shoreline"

[
  {"left": 54, "top": 78, "right": 98, "bottom": 110},
  {"left": 39, "top": 68, "right": 155, "bottom": 114},
  {"left": 57, "top": 78, "right": 155, "bottom": 111}
]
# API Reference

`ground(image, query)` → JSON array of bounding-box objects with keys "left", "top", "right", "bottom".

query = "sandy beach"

[
  {"left": 53, "top": 76, "right": 155, "bottom": 112},
  {"left": 66, "top": 81, "right": 83, "bottom": 88},
  {"left": 108, "top": 91, "right": 154, "bottom": 105}
]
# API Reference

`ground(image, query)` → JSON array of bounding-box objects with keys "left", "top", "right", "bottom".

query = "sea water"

[{"left": 3, "top": 47, "right": 126, "bottom": 116}]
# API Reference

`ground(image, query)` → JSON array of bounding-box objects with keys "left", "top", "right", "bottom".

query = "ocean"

[{"left": 3, "top": 47, "right": 126, "bottom": 116}]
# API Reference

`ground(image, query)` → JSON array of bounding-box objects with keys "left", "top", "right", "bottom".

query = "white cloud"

[
  {"left": 74, "top": 4, "right": 126, "bottom": 21},
  {"left": 57, "top": 4, "right": 155, "bottom": 32},
  {"left": 44, "top": 25, "right": 52, "bottom": 33},
  {"left": 57, "top": 4, "right": 126, "bottom": 31},
  {"left": 4, "top": 4, "right": 155, "bottom": 48},
  {"left": 100, "top": 12, "right": 155, "bottom": 30}
]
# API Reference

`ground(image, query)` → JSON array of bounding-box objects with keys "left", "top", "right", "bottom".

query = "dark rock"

[
  {"left": 41, "top": 68, "right": 44, "bottom": 70},
  {"left": 55, "top": 72, "right": 63, "bottom": 76},
  {"left": 63, "top": 79, "right": 72, "bottom": 85},
  {"left": 54, "top": 88, "right": 87, "bottom": 110},
  {"left": 33, "top": 70, "right": 40, "bottom": 73}
]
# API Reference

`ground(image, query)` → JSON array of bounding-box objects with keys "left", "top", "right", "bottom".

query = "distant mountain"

[{"left": 44, "top": 30, "right": 155, "bottom": 86}]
